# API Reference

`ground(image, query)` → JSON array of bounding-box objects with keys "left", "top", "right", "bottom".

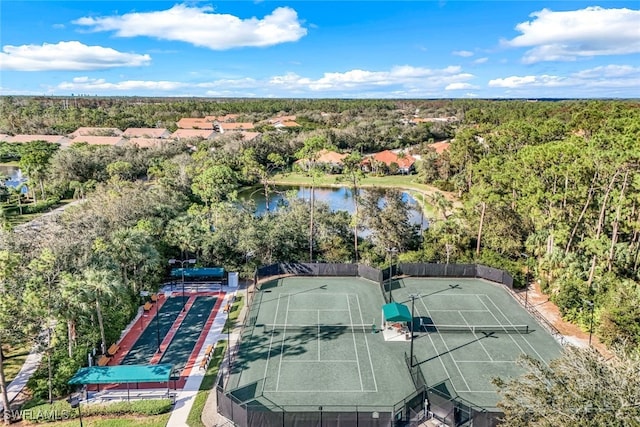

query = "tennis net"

[
  {"left": 262, "top": 324, "right": 375, "bottom": 334},
  {"left": 422, "top": 324, "right": 530, "bottom": 334}
]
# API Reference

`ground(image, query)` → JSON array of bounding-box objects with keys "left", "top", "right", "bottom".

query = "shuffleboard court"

[
  {"left": 159, "top": 296, "right": 217, "bottom": 372},
  {"left": 392, "top": 278, "right": 563, "bottom": 409},
  {"left": 120, "top": 297, "right": 184, "bottom": 365}
]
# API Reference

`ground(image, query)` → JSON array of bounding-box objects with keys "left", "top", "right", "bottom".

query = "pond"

[
  {"left": 238, "top": 185, "right": 429, "bottom": 230},
  {"left": 0, "top": 165, "right": 27, "bottom": 189}
]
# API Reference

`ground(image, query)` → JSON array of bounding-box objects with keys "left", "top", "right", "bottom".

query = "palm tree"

[{"left": 81, "top": 269, "right": 122, "bottom": 355}]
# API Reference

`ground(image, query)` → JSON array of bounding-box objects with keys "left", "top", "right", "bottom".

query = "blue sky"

[{"left": 1, "top": 1, "right": 639, "bottom": 98}]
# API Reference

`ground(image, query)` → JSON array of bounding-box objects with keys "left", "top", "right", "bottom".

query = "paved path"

[
  {"left": 0, "top": 348, "right": 41, "bottom": 412},
  {"left": 165, "top": 289, "right": 236, "bottom": 427}
]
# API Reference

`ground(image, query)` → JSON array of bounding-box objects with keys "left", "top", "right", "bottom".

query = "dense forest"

[{"left": 0, "top": 97, "right": 639, "bottom": 422}]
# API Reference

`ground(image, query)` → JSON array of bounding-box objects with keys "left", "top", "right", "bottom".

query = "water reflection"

[
  {"left": 0, "top": 165, "right": 27, "bottom": 189},
  {"left": 238, "top": 185, "right": 428, "bottom": 230}
]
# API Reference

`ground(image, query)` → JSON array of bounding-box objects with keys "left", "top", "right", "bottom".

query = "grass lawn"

[
  {"left": 186, "top": 341, "right": 228, "bottom": 427},
  {"left": 270, "top": 172, "right": 461, "bottom": 215},
  {"left": 2, "top": 342, "right": 30, "bottom": 384},
  {"left": 21, "top": 414, "right": 171, "bottom": 427}
]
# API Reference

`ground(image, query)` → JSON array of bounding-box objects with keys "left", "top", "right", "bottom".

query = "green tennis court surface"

[
  {"left": 393, "top": 277, "right": 563, "bottom": 409},
  {"left": 227, "top": 276, "right": 562, "bottom": 411},
  {"left": 121, "top": 297, "right": 184, "bottom": 365},
  {"left": 159, "top": 296, "right": 217, "bottom": 372}
]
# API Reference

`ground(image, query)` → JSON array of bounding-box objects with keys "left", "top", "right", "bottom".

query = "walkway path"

[{"left": 0, "top": 349, "right": 41, "bottom": 412}]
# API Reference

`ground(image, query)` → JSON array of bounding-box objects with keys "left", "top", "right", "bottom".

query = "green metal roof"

[
  {"left": 68, "top": 364, "right": 173, "bottom": 385},
  {"left": 382, "top": 302, "right": 412, "bottom": 322},
  {"left": 171, "top": 267, "right": 225, "bottom": 278}
]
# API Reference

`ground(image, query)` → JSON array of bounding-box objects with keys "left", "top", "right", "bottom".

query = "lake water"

[
  {"left": 238, "top": 185, "right": 428, "bottom": 230},
  {"left": 0, "top": 165, "right": 27, "bottom": 188}
]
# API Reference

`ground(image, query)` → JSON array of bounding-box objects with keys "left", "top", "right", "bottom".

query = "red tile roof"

[
  {"left": 316, "top": 150, "right": 347, "bottom": 164},
  {"left": 70, "top": 127, "right": 122, "bottom": 137},
  {"left": 176, "top": 118, "right": 214, "bottom": 129},
  {"left": 429, "top": 141, "right": 450, "bottom": 154},
  {"left": 219, "top": 122, "right": 254, "bottom": 131},
  {"left": 123, "top": 128, "right": 170, "bottom": 138},
  {"left": 71, "top": 136, "right": 126, "bottom": 146},
  {"left": 171, "top": 129, "right": 215, "bottom": 139},
  {"left": 8, "top": 135, "right": 69, "bottom": 144},
  {"left": 371, "top": 150, "right": 416, "bottom": 169}
]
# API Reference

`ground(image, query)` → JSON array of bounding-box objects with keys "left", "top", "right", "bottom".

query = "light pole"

[
  {"left": 520, "top": 253, "right": 530, "bottom": 309},
  {"left": 386, "top": 247, "right": 398, "bottom": 302},
  {"left": 67, "top": 394, "right": 83, "bottom": 427},
  {"left": 168, "top": 258, "right": 196, "bottom": 311},
  {"left": 586, "top": 300, "right": 595, "bottom": 347},
  {"left": 409, "top": 294, "right": 420, "bottom": 367}
]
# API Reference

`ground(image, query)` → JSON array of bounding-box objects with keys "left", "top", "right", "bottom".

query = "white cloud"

[
  {"left": 452, "top": 50, "right": 474, "bottom": 57},
  {"left": 445, "top": 82, "right": 477, "bottom": 90},
  {"left": 269, "top": 65, "right": 474, "bottom": 92},
  {"left": 54, "top": 65, "right": 476, "bottom": 97},
  {"left": 74, "top": 4, "right": 307, "bottom": 50},
  {"left": 504, "top": 7, "right": 640, "bottom": 63},
  {"left": 0, "top": 41, "right": 150, "bottom": 71},
  {"left": 488, "top": 64, "right": 640, "bottom": 90},
  {"left": 473, "top": 57, "right": 489, "bottom": 64}
]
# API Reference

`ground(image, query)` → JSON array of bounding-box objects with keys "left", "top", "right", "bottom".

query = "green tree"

[{"left": 493, "top": 346, "right": 640, "bottom": 426}]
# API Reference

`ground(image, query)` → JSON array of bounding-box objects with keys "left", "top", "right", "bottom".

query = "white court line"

[
  {"left": 481, "top": 295, "right": 548, "bottom": 364},
  {"left": 457, "top": 360, "right": 516, "bottom": 363},
  {"left": 347, "top": 294, "right": 364, "bottom": 392},
  {"left": 275, "top": 294, "right": 292, "bottom": 392},
  {"left": 261, "top": 294, "right": 282, "bottom": 395},
  {"left": 317, "top": 310, "right": 321, "bottom": 361},
  {"left": 429, "top": 309, "right": 489, "bottom": 312},
  {"left": 475, "top": 295, "right": 529, "bottom": 356},
  {"left": 288, "top": 309, "right": 350, "bottom": 312},
  {"left": 419, "top": 297, "right": 471, "bottom": 391},
  {"left": 460, "top": 311, "right": 493, "bottom": 361},
  {"left": 356, "top": 294, "right": 378, "bottom": 393},
  {"left": 268, "top": 389, "right": 366, "bottom": 393},
  {"left": 281, "top": 359, "right": 358, "bottom": 363}
]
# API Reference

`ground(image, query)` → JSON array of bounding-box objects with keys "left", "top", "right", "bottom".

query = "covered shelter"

[
  {"left": 68, "top": 364, "right": 174, "bottom": 400},
  {"left": 381, "top": 302, "right": 412, "bottom": 342},
  {"left": 170, "top": 267, "right": 226, "bottom": 282}
]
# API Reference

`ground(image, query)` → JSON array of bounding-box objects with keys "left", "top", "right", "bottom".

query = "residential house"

[
  {"left": 70, "top": 127, "right": 122, "bottom": 138},
  {"left": 295, "top": 149, "right": 348, "bottom": 173},
  {"left": 176, "top": 118, "right": 215, "bottom": 130},
  {"left": 7, "top": 135, "right": 70, "bottom": 146},
  {"left": 122, "top": 138, "right": 172, "bottom": 148},
  {"left": 123, "top": 128, "right": 171, "bottom": 139},
  {"left": 364, "top": 150, "right": 416, "bottom": 174},
  {"left": 70, "top": 136, "right": 126, "bottom": 146},
  {"left": 428, "top": 141, "right": 451, "bottom": 154},
  {"left": 205, "top": 114, "right": 240, "bottom": 122},
  {"left": 216, "top": 122, "right": 255, "bottom": 133},
  {"left": 171, "top": 129, "right": 215, "bottom": 140}
]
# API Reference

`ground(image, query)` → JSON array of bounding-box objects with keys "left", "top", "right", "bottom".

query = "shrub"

[{"left": 21, "top": 399, "right": 173, "bottom": 423}]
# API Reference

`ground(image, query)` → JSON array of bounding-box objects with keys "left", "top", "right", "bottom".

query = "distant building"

[
  {"left": 7, "top": 135, "right": 70, "bottom": 145},
  {"left": 171, "top": 129, "right": 215, "bottom": 140},
  {"left": 122, "top": 138, "right": 172, "bottom": 148},
  {"left": 363, "top": 150, "right": 416, "bottom": 174},
  {"left": 70, "top": 127, "right": 122, "bottom": 138},
  {"left": 123, "top": 128, "right": 171, "bottom": 139},
  {"left": 70, "top": 136, "right": 126, "bottom": 146},
  {"left": 216, "top": 122, "right": 255, "bottom": 133},
  {"left": 176, "top": 118, "right": 215, "bottom": 130},
  {"left": 295, "top": 149, "right": 348, "bottom": 172}
]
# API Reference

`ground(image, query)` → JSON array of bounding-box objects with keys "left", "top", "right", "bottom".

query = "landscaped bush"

[
  {"left": 22, "top": 197, "right": 60, "bottom": 214},
  {"left": 21, "top": 398, "right": 173, "bottom": 423}
]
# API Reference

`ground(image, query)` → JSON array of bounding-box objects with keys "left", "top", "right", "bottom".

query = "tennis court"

[
  {"left": 227, "top": 277, "right": 416, "bottom": 409},
  {"left": 392, "top": 277, "right": 563, "bottom": 409}
]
